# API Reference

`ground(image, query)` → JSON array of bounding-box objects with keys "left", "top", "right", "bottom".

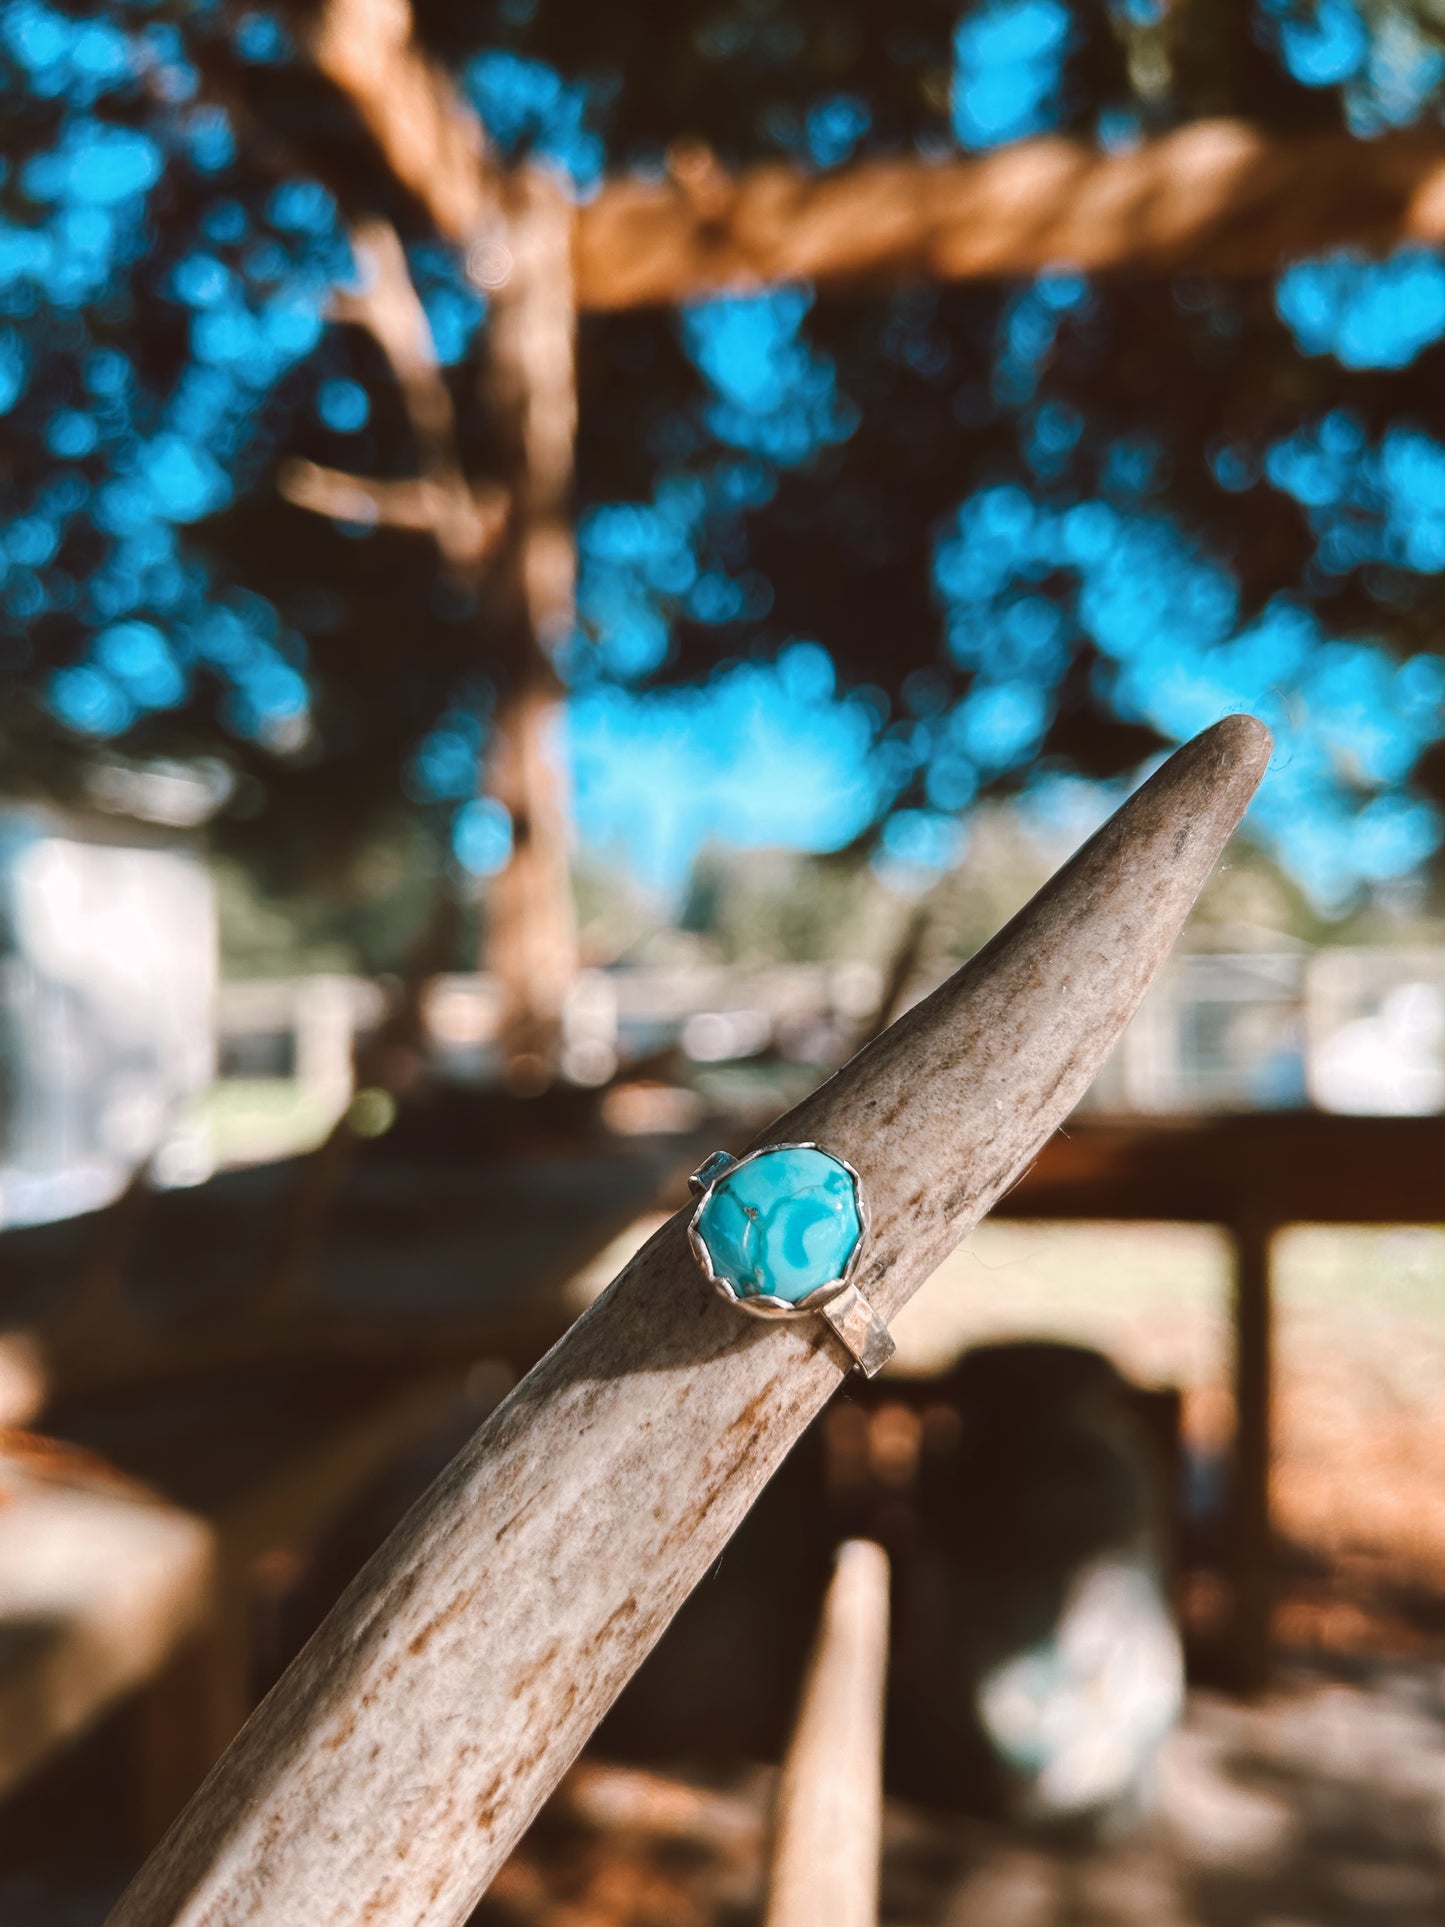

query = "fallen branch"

[{"left": 108, "top": 714, "right": 1270, "bottom": 1927}]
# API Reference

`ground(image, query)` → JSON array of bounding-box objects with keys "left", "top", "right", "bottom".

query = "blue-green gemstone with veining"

[{"left": 696, "top": 1145, "right": 862, "bottom": 1305}]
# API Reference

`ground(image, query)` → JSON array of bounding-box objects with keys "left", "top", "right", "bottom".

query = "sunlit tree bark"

[
  {"left": 575, "top": 123, "right": 1445, "bottom": 306},
  {"left": 287, "top": 4, "right": 1445, "bottom": 297},
  {"left": 305, "top": 0, "right": 496, "bottom": 239},
  {"left": 279, "top": 199, "right": 579, "bottom": 1082},
  {"left": 477, "top": 170, "right": 581, "bottom": 1086}
]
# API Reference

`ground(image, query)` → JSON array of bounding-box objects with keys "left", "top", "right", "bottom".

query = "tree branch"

[
  {"left": 574, "top": 122, "right": 1445, "bottom": 308},
  {"left": 292, "top": 0, "right": 1445, "bottom": 309},
  {"left": 304, "top": 0, "right": 496, "bottom": 241},
  {"left": 334, "top": 219, "right": 463, "bottom": 471},
  {"left": 297, "top": 219, "right": 510, "bottom": 565},
  {"left": 277, "top": 459, "right": 507, "bottom": 565}
]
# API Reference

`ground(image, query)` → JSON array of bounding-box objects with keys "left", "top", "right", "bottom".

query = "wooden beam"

[
  {"left": 993, "top": 1109, "right": 1445, "bottom": 1226},
  {"left": 764, "top": 1540, "right": 890, "bottom": 1927},
  {"left": 5, "top": 1129, "right": 704, "bottom": 1421},
  {"left": 106, "top": 714, "right": 1270, "bottom": 1927},
  {"left": 1230, "top": 1217, "right": 1276, "bottom": 1695},
  {"left": 574, "top": 123, "right": 1445, "bottom": 309}
]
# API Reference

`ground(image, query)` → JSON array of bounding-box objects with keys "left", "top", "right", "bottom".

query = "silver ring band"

[{"left": 818, "top": 1282, "right": 896, "bottom": 1379}]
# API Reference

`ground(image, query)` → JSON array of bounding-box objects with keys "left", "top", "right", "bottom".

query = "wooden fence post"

[
  {"left": 107, "top": 714, "right": 1270, "bottom": 1927},
  {"left": 1229, "top": 1214, "right": 1277, "bottom": 1692},
  {"left": 764, "top": 1540, "right": 890, "bottom": 1927}
]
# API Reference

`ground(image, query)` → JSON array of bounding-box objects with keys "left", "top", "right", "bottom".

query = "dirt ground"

[
  {"left": 463, "top": 1660, "right": 1445, "bottom": 1927},
  {"left": 5, "top": 1218, "right": 1442, "bottom": 1924},
  {"left": 884, "top": 1663, "right": 1445, "bottom": 1927},
  {"left": 5, "top": 1661, "right": 1440, "bottom": 1926}
]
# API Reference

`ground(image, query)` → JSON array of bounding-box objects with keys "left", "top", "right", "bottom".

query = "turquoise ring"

[{"left": 687, "top": 1143, "right": 895, "bottom": 1377}]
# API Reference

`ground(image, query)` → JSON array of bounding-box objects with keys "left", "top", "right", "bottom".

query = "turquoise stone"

[{"left": 696, "top": 1145, "right": 862, "bottom": 1305}]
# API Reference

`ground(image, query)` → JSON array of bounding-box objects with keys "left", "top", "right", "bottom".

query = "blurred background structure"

[{"left": 2, "top": 0, "right": 1445, "bottom": 1919}]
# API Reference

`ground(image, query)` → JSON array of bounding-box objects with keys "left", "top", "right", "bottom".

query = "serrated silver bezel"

[{"left": 686, "top": 1140, "right": 870, "bottom": 1322}]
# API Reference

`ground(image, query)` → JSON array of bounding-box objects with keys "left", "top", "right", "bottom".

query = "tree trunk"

[
  {"left": 480, "top": 168, "right": 580, "bottom": 1088},
  {"left": 483, "top": 678, "right": 578, "bottom": 1087}
]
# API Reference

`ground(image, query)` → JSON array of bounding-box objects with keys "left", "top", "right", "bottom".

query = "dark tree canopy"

[{"left": 5, "top": 0, "right": 1445, "bottom": 907}]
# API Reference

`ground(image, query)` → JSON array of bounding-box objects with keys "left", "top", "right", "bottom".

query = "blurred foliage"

[
  {"left": 7, "top": 0, "right": 1445, "bottom": 913},
  {"left": 678, "top": 842, "right": 892, "bottom": 965},
  {"left": 214, "top": 807, "right": 448, "bottom": 975}
]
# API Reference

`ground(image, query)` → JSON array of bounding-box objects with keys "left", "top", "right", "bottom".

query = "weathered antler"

[{"left": 109, "top": 715, "right": 1271, "bottom": 1927}]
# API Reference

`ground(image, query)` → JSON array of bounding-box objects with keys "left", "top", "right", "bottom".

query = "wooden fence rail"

[
  {"left": 764, "top": 1540, "right": 891, "bottom": 1927},
  {"left": 107, "top": 714, "right": 1269, "bottom": 1927}
]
